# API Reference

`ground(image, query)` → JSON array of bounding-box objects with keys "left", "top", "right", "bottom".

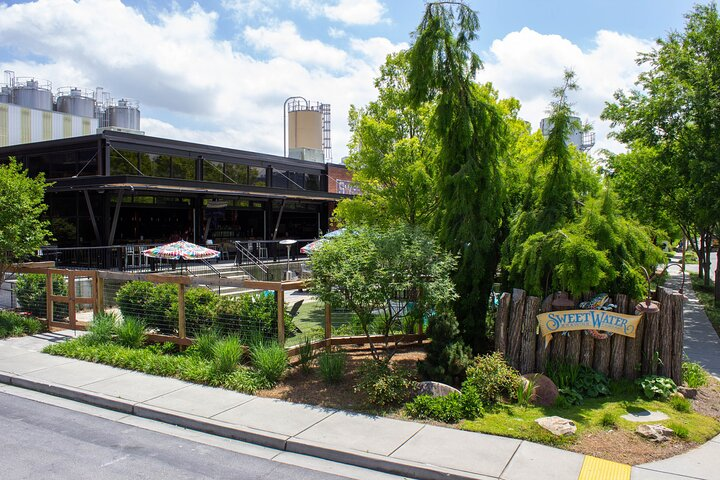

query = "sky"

[{"left": 0, "top": 0, "right": 704, "bottom": 162}]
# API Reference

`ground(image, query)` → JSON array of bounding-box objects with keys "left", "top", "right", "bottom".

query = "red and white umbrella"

[
  {"left": 300, "top": 228, "right": 346, "bottom": 254},
  {"left": 142, "top": 240, "right": 220, "bottom": 260}
]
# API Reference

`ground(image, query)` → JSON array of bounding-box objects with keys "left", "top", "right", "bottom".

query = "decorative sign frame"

[{"left": 536, "top": 309, "right": 642, "bottom": 346}]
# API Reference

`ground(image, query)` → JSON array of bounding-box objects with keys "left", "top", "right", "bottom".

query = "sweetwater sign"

[{"left": 536, "top": 310, "right": 643, "bottom": 346}]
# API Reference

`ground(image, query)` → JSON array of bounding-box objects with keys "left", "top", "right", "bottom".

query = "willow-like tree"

[{"left": 407, "top": 2, "right": 508, "bottom": 352}]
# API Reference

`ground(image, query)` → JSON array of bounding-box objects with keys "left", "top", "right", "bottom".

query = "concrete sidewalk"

[{"left": 0, "top": 332, "right": 717, "bottom": 480}]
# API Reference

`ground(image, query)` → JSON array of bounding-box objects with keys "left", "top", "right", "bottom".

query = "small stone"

[
  {"left": 535, "top": 416, "right": 577, "bottom": 436},
  {"left": 522, "top": 373, "right": 558, "bottom": 407},
  {"left": 621, "top": 410, "right": 670, "bottom": 422},
  {"left": 678, "top": 386, "right": 698, "bottom": 399},
  {"left": 636, "top": 424, "right": 674, "bottom": 442},
  {"left": 416, "top": 381, "right": 460, "bottom": 397}
]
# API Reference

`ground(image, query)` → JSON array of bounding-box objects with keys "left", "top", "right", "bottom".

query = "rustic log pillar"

[
  {"left": 670, "top": 293, "right": 684, "bottom": 385},
  {"left": 565, "top": 331, "right": 582, "bottom": 365},
  {"left": 624, "top": 300, "right": 643, "bottom": 379},
  {"left": 535, "top": 332, "right": 547, "bottom": 373},
  {"left": 641, "top": 309, "right": 660, "bottom": 375},
  {"left": 593, "top": 336, "right": 611, "bottom": 375},
  {"left": 495, "top": 292, "right": 511, "bottom": 354},
  {"left": 507, "top": 289, "right": 527, "bottom": 370},
  {"left": 520, "top": 296, "right": 541, "bottom": 373},
  {"left": 580, "top": 331, "right": 595, "bottom": 368},
  {"left": 658, "top": 288, "right": 674, "bottom": 378},
  {"left": 610, "top": 294, "right": 629, "bottom": 380}
]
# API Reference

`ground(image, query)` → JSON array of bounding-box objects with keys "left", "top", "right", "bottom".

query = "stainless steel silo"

[
  {"left": 12, "top": 78, "right": 53, "bottom": 111},
  {"left": 107, "top": 99, "right": 140, "bottom": 130},
  {"left": 56, "top": 87, "right": 96, "bottom": 118},
  {"left": 0, "top": 86, "right": 10, "bottom": 103}
]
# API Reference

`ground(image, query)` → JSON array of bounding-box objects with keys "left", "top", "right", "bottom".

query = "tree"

[
  {"left": 309, "top": 225, "right": 457, "bottom": 362},
  {"left": 0, "top": 157, "right": 52, "bottom": 282},
  {"left": 602, "top": 3, "right": 720, "bottom": 297},
  {"left": 334, "top": 52, "right": 438, "bottom": 228},
  {"left": 407, "top": 2, "right": 509, "bottom": 353}
]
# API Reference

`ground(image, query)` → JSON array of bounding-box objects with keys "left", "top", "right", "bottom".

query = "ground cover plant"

[{"left": 0, "top": 310, "right": 44, "bottom": 338}]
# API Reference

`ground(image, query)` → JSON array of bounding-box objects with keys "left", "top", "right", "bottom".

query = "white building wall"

[{"left": 0, "top": 102, "right": 98, "bottom": 147}]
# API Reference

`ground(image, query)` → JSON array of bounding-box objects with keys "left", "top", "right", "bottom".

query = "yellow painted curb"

[{"left": 578, "top": 455, "right": 631, "bottom": 480}]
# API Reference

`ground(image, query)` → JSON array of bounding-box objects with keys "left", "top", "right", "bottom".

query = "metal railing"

[{"left": 234, "top": 241, "right": 270, "bottom": 280}]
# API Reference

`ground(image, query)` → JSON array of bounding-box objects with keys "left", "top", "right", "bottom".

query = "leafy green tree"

[
  {"left": 407, "top": 2, "right": 509, "bottom": 352},
  {"left": 0, "top": 157, "right": 52, "bottom": 282},
  {"left": 602, "top": 3, "right": 720, "bottom": 294},
  {"left": 309, "top": 225, "right": 457, "bottom": 361},
  {"left": 335, "top": 52, "right": 438, "bottom": 228}
]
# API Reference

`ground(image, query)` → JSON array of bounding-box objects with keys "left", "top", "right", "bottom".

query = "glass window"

[
  {"left": 152, "top": 154, "right": 172, "bottom": 178},
  {"left": 250, "top": 166, "right": 266, "bottom": 187},
  {"left": 203, "top": 160, "right": 224, "bottom": 182},
  {"left": 225, "top": 163, "right": 249, "bottom": 184},
  {"left": 110, "top": 149, "right": 138, "bottom": 175},
  {"left": 288, "top": 171, "right": 304, "bottom": 190},
  {"left": 305, "top": 173, "right": 320, "bottom": 191},
  {"left": 75, "top": 149, "right": 98, "bottom": 177},
  {"left": 172, "top": 156, "right": 195, "bottom": 180},
  {"left": 272, "top": 169, "right": 288, "bottom": 189}
]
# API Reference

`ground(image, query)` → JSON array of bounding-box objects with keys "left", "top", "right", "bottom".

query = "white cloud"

[
  {"left": 243, "top": 21, "right": 349, "bottom": 70},
  {"left": 350, "top": 37, "right": 408, "bottom": 66},
  {"left": 0, "top": 0, "right": 398, "bottom": 160},
  {"left": 324, "top": 0, "right": 386, "bottom": 25},
  {"left": 221, "top": 0, "right": 278, "bottom": 19},
  {"left": 477, "top": 27, "right": 652, "bottom": 154},
  {"left": 328, "top": 27, "right": 346, "bottom": 38}
]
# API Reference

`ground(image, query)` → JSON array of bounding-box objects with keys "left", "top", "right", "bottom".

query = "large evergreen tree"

[{"left": 407, "top": 2, "right": 509, "bottom": 352}]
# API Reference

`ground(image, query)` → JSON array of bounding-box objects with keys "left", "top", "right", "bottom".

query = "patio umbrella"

[
  {"left": 142, "top": 240, "right": 220, "bottom": 260},
  {"left": 300, "top": 228, "right": 346, "bottom": 254}
]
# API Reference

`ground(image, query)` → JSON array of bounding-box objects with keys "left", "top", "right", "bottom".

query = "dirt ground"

[{"left": 256, "top": 346, "right": 720, "bottom": 465}]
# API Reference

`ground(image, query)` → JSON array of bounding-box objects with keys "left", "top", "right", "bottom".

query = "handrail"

[
  {"left": 198, "top": 258, "right": 222, "bottom": 294},
  {"left": 234, "top": 241, "right": 270, "bottom": 281}
]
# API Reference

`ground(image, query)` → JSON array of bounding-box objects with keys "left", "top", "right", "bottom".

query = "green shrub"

[
  {"left": 600, "top": 412, "right": 618, "bottom": 428},
  {"left": 146, "top": 283, "right": 178, "bottom": 334},
  {"left": 682, "top": 361, "right": 709, "bottom": 388},
  {"left": 464, "top": 352, "right": 522, "bottom": 404},
  {"left": 405, "top": 386, "right": 484, "bottom": 424},
  {"left": 175, "top": 287, "right": 219, "bottom": 335},
  {"left": 516, "top": 376, "right": 535, "bottom": 407},
  {"left": 250, "top": 341, "right": 288, "bottom": 385},
  {"left": 637, "top": 375, "right": 677, "bottom": 400},
  {"left": 211, "top": 337, "right": 244, "bottom": 376},
  {"left": 22, "top": 316, "right": 43, "bottom": 335},
  {"left": 546, "top": 362, "right": 609, "bottom": 404},
  {"left": 116, "top": 317, "right": 147, "bottom": 348},
  {"left": 298, "top": 337, "right": 314, "bottom": 374},
  {"left": 354, "top": 360, "right": 416, "bottom": 407},
  {"left": 668, "top": 422, "right": 690, "bottom": 439},
  {"left": 16, "top": 274, "right": 69, "bottom": 321},
  {"left": 116, "top": 281, "right": 154, "bottom": 320},
  {"left": 86, "top": 311, "right": 118, "bottom": 344},
  {"left": 216, "top": 293, "right": 295, "bottom": 340},
  {"left": 669, "top": 395, "right": 692, "bottom": 413},
  {"left": 556, "top": 388, "right": 584, "bottom": 406},
  {"left": 318, "top": 349, "right": 346, "bottom": 384},
  {"left": 0, "top": 310, "right": 44, "bottom": 338},
  {"left": 189, "top": 328, "right": 220, "bottom": 361},
  {"left": 224, "top": 368, "right": 265, "bottom": 393}
]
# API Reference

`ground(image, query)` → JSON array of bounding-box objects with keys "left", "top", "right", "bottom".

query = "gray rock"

[
  {"left": 621, "top": 409, "right": 670, "bottom": 423},
  {"left": 521, "top": 373, "right": 558, "bottom": 407},
  {"left": 678, "top": 386, "right": 698, "bottom": 399},
  {"left": 535, "top": 416, "right": 576, "bottom": 436},
  {"left": 416, "top": 381, "right": 460, "bottom": 397},
  {"left": 636, "top": 424, "right": 674, "bottom": 442}
]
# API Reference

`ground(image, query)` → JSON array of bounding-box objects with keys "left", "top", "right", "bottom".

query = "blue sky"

[{"left": 0, "top": 0, "right": 702, "bottom": 160}]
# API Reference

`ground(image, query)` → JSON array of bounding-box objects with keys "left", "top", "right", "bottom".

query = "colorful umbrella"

[
  {"left": 300, "top": 228, "right": 346, "bottom": 254},
  {"left": 142, "top": 240, "right": 220, "bottom": 260}
]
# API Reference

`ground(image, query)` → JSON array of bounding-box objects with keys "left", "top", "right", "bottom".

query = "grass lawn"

[
  {"left": 286, "top": 301, "right": 357, "bottom": 347},
  {"left": 690, "top": 273, "right": 720, "bottom": 335}
]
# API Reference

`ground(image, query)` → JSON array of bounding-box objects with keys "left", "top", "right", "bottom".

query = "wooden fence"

[
  {"left": 6, "top": 264, "right": 425, "bottom": 354},
  {"left": 494, "top": 287, "right": 684, "bottom": 384}
]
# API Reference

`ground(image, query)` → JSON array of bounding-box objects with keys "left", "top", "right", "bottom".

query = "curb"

[{"left": 0, "top": 372, "right": 481, "bottom": 480}]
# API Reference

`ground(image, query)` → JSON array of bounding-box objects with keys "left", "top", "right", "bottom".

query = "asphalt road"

[{"left": 0, "top": 392, "right": 350, "bottom": 480}]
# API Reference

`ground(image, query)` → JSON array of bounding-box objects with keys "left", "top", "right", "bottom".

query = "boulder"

[
  {"left": 522, "top": 373, "right": 558, "bottom": 407},
  {"left": 678, "top": 386, "right": 698, "bottom": 399},
  {"left": 416, "top": 381, "right": 460, "bottom": 397},
  {"left": 535, "top": 416, "right": 576, "bottom": 436},
  {"left": 636, "top": 424, "right": 674, "bottom": 443}
]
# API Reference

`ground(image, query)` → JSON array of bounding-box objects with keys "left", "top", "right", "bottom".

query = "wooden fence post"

[
  {"left": 45, "top": 272, "right": 53, "bottom": 327},
  {"left": 658, "top": 288, "right": 674, "bottom": 379},
  {"left": 565, "top": 331, "right": 582, "bottom": 365},
  {"left": 67, "top": 272, "right": 76, "bottom": 330},
  {"left": 277, "top": 288, "right": 285, "bottom": 346},
  {"left": 624, "top": 300, "right": 642, "bottom": 379},
  {"left": 324, "top": 303, "right": 332, "bottom": 351},
  {"left": 520, "top": 296, "right": 540, "bottom": 373},
  {"left": 96, "top": 274, "right": 105, "bottom": 314},
  {"left": 535, "top": 332, "right": 547, "bottom": 372},
  {"left": 495, "top": 292, "right": 511, "bottom": 354},
  {"left": 177, "top": 283, "right": 186, "bottom": 339},
  {"left": 579, "top": 331, "right": 595, "bottom": 368},
  {"left": 507, "top": 289, "right": 527, "bottom": 369},
  {"left": 610, "top": 294, "right": 629, "bottom": 380},
  {"left": 642, "top": 308, "right": 660, "bottom": 375}
]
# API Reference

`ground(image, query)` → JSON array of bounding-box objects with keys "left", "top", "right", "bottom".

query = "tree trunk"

[
  {"left": 658, "top": 288, "right": 674, "bottom": 378},
  {"left": 495, "top": 292, "right": 511, "bottom": 354},
  {"left": 520, "top": 296, "right": 540, "bottom": 373},
  {"left": 507, "top": 289, "right": 527, "bottom": 370},
  {"left": 610, "top": 294, "right": 628, "bottom": 380},
  {"left": 715, "top": 247, "right": 720, "bottom": 304}
]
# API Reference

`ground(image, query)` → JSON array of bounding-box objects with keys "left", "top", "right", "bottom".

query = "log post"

[
  {"left": 565, "top": 331, "right": 582, "bottom": 365},
  {"left": 624, "top": 299, "right": 643, "bottom": 379},
  {"left": 495, "top": 292, "right": 511, "bottom": 354},
  {"left": 658, "top": 288, "right": 674, "bottom": 378},
  {"left": 551, "top": 331, "right": 567, "bottom": 364},
  {"left": 610, "top": 294, "right": 629, "bottom": 380},
  {"left": 177, "top": 283, "right": 186, "bottom": 339},
  {"left": 507, "top": 289, "right": 527, "bottom": 370},
  {"left": 670, "top": 292, "right": 684, "bottom": 385},
  {"left": 520, "top": 296, "right": 540, "bottom": 373},
  {"left": 593, "top": 335, "right": 611, "bottom": 375},
  {"left": 45, "top": 272, "right": 53, "bottom": 327},
  {"left": 580, "top": 331, "right": 595, "bottom": 368},
  {"left": 535, "top": 332, "right": 547, "bottom": 372},
  {"left": 641, "top": 309, "right": 660, "bottom": 375}
]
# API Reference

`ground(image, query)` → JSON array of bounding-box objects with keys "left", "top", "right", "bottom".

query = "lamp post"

[{"left": 279, "top": 239, "right": 297, "bottom": 281}]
